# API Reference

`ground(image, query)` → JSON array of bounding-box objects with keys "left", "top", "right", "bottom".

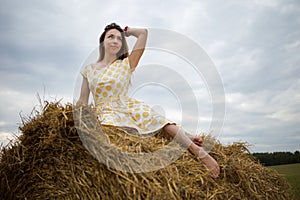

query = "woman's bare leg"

[{"left": 163, "top": 124, "right": 220, "bottom": 178}]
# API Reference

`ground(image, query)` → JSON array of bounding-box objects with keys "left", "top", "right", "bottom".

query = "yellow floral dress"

[{"left": 81, "top": 57, "right": 175, "bottom": 135}]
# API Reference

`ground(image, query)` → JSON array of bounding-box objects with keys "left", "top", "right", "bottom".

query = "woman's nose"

[{"left": 112, "top": 38, "right": 119, "bottom": 43}]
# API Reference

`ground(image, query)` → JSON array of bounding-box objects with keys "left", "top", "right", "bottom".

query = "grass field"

[{"left": 270, "top": 163, "right": 300, "bottom": 200}]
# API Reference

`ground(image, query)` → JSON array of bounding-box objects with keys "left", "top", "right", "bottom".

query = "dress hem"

[{"left": 100, "top": 121, "right": 177, "bottom": 136}]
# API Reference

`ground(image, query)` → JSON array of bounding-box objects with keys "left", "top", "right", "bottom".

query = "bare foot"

[
  {"left": 201, "top": 154, "right": 220, "bottom": 178},
  {"left": 196, "top": 147, "right": 220, "bottom": 178}
]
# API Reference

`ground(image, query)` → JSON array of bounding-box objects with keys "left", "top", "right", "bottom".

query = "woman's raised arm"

[{"left": 125, "top": 27, "right": 148, "bottom": 70}]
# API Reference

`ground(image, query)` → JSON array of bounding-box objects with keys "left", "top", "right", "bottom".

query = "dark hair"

[{"left": 97, "top": 22, "right": 129, "bottom": 62}]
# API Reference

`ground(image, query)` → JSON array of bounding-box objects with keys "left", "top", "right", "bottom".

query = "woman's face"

[{"left": 103, "top": 29, "right": 122, "bottom": 55}]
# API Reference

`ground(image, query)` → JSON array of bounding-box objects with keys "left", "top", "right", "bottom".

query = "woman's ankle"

[
  {"left": 189, "top": 145, "right": 205, "bottom": 158},
  {"left": 198, "top": 147, "right": 208, "bottom": 159}
]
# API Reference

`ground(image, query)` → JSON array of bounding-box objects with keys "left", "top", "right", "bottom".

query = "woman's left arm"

[{"left": 125, "top": 27, "right": 148, "bottom": 70}]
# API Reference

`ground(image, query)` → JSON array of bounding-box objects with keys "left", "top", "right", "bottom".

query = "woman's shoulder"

[
  {"left": 82, "top": 62, "right": 93, "bottom": 68},
  {"left": 80, "top": 63, "right": 95, "bottom": 77},
  {"left": 84, "top": 62, "right": 98, "bottom": 70}
]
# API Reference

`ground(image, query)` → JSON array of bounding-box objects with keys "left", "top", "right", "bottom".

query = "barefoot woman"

[{"left": 77, "top": 23, "right": 220, "bottom": 178}]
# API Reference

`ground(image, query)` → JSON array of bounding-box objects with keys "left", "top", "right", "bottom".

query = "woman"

[{"left": 77, "top": 22, "right": 220, "bottom": 178}]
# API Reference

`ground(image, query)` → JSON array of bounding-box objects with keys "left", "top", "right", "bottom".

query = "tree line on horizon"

[{"left": 252, "top": 151, "right": 300, "bottom": 166}]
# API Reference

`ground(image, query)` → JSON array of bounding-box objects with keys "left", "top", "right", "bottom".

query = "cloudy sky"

[{"left": 0, "top": 0, "right": 299, "bottom": 153}]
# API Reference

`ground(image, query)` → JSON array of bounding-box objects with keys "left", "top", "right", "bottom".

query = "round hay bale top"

[{"left": 0, "top": 102, "right": 294, "bottom": 200}]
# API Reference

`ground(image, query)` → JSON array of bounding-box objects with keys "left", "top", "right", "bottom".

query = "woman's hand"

[
  {"left": 124, "top": 26, "right": 130, "bottom": 37},
  {"left": 193, "top": 135, "right": 203, "bottom": 147}
]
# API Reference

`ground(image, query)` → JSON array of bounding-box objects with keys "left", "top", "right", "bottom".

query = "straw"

[{"left": 0, "top": 102, "right": 294, "bottom": 199}]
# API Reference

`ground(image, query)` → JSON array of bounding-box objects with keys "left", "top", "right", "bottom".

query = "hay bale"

[{"left": 0, "top": 102, "right": 294, "bottom": 199}]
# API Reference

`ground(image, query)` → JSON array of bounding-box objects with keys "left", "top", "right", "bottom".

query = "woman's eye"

[{"left": 107, "top": 35, "right": 121, "bottom": 41}]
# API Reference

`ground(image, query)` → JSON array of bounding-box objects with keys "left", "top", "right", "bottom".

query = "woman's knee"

[
  {"left": 163, "top": 123, "right": 178, "bottom": 137},
  {"left": 163, "top": 123, "right": 174, "bottom": 132}
]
